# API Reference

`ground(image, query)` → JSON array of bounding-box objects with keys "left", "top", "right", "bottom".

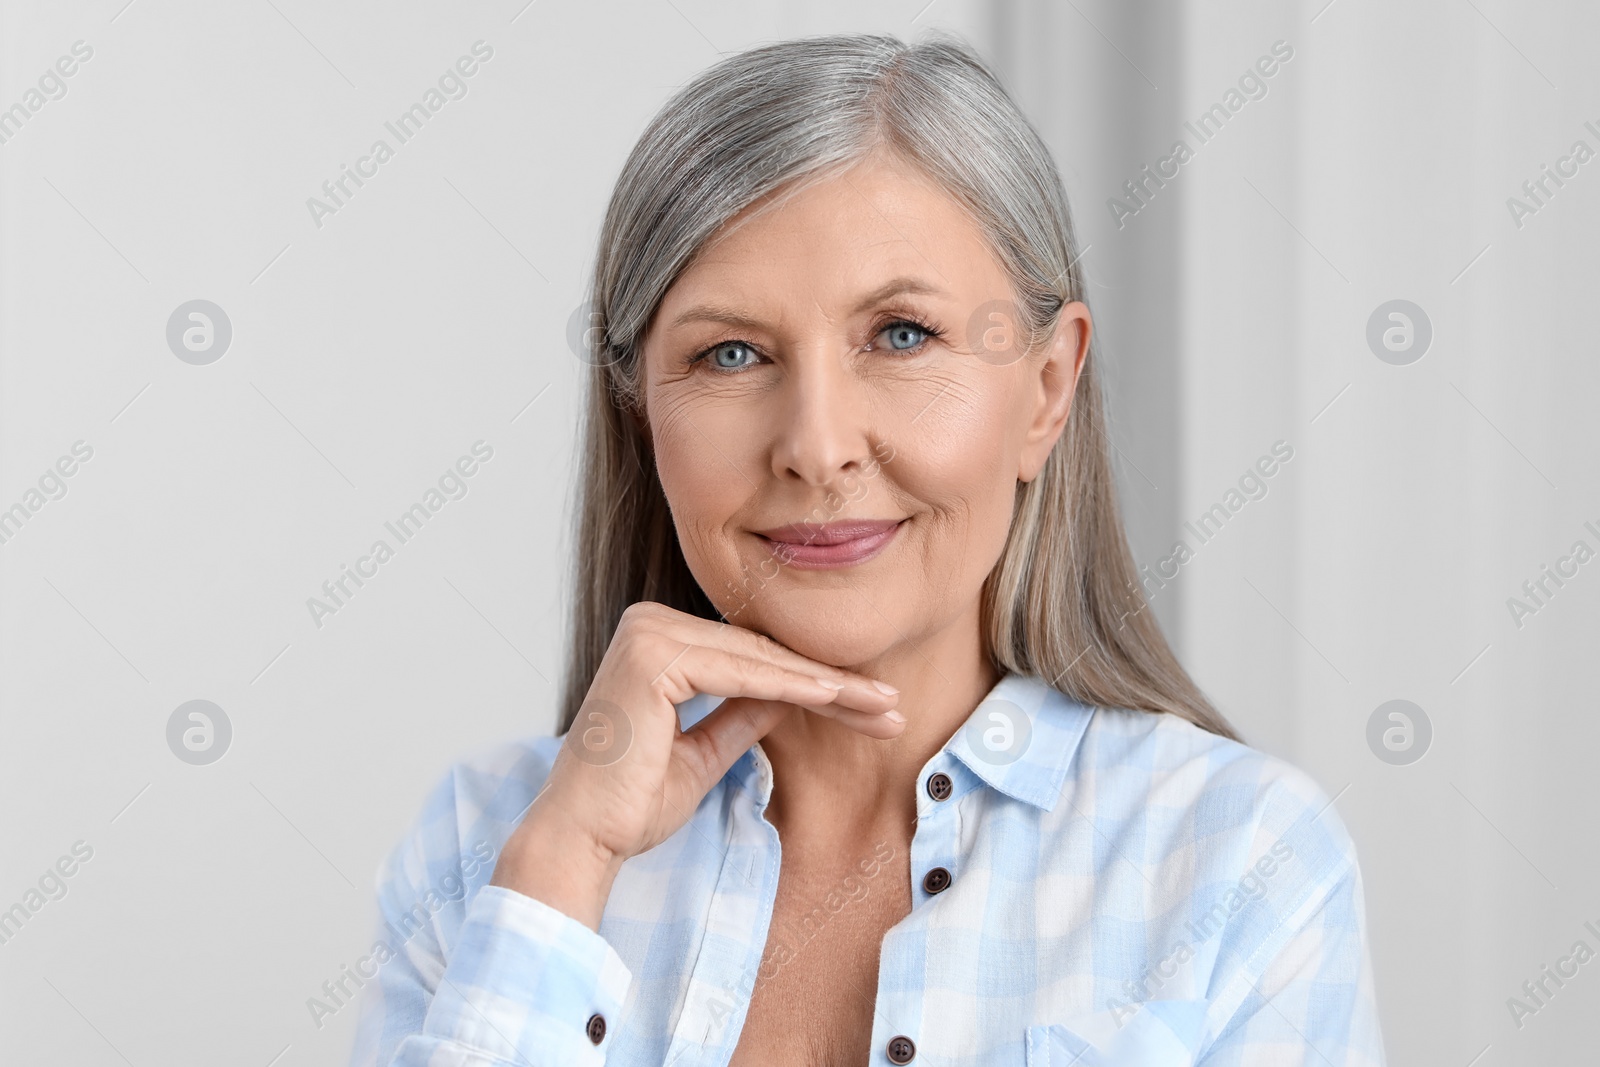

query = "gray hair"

[{"left": 560, "top": 29, "right": 1235, "bottom": 741}]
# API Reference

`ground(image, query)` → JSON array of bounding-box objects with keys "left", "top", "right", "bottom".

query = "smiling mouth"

[{"left": 753, "top": 519, "right": 906, "bottom": 569}]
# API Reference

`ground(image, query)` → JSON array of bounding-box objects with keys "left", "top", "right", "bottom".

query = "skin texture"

[{"left": 635, "top": 149, "right": 1092, "bottom": 1063}]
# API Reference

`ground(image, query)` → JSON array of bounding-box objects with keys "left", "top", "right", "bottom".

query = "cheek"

[
  {"left": 886, "top": 375, "right": 1025, "bottom": 576},
  {"left": 888, "top": 373, "right": 1021, "bottom": 514},
  {"left": 648, "top": 397, "right": 749, "bottom": 566}
]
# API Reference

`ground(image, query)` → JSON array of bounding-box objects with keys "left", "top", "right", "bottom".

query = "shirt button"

[
  {"left": 887, "top": 1034, "right": 917, "bottom": 1063},
  {"left": 922, "top": 866, "right": 951, "bottom": 894},
  {"left": 926, "top": 772, "right": 952, "bottom": 801},
  {"left": 586, "top": 1012, "right": 607, "bottom": 1045}
]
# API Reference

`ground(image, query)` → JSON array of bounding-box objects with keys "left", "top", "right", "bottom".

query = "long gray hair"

[{"left": 558, "top": 30, "right": 1236, "bottom": 741}]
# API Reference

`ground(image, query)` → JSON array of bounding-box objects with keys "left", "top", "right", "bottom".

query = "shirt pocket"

[{"left": 1023, "top": 999, "right": 1208, "bottom": 1067}]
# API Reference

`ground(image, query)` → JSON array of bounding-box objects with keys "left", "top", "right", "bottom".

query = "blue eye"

[
  {"left": 881, "top": 322, "right": 927, "bottom": 350},
  {"left": 707, "top": 341, "right": 758, "bottom": 370},
  {"left": 689, "top": 316, "right": 942, "bottom": 373},
  {"left": 872, "top": 318, "right": 942, "bottom": 354}
]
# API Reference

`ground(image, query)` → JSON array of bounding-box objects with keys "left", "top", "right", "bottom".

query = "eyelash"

[{"left": 687, "top": 314, "right": 947, "bottom": 373}]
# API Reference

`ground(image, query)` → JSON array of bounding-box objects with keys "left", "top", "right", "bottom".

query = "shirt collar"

[
  {"left": 943, "top": 670, "right": 1094, "bottom": 812},
  {"left": 735, "top": 670, "right": 1095, "bottom": 813}
]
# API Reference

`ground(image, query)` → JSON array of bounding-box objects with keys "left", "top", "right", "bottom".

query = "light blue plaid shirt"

[{"left": 349, "top": 671, "right": 1385, "bottom": 1066}]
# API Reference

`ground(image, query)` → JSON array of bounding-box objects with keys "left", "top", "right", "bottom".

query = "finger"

[
  {"left": 669, "top": 697, "right": 791, "bottom": 797},
  {"left": 634, "top": 603, "right": 899, "bottom": 704},
  {"left": 671, "top": 695, "right": 906, "bottom": 804},
  {"left": 680, "top": 645, "right": 898, "bottom": 716},
  {"left": 669, "top": 694, "right": 904, "bottom": 805},
  {"left": 643, "top": 641, "right": 860, "bottom": 713},
  {"left": 795, "top": 701, "right": 907, "bottom": 739}
]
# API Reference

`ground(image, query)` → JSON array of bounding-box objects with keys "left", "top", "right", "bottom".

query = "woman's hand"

[{"left": 490, "top": 601, "right": 904, "bottom": 930}]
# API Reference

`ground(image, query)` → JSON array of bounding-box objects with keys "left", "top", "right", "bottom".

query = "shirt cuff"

[{"left": 420, "top": 884, "right": 633, "bottom": 1065}]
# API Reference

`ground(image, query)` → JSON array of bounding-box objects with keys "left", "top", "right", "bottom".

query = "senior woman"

[{"left": 350, "top": 31, "right": 1384, "bottom": 1067}]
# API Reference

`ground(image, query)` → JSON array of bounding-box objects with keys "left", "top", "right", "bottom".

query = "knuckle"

[
  {"left": 617, "top": 601, "right": 654, "bottom": 631},
  {"left": 615, "top": 608, "right": 665, "bottom": 653},
  {"left": 729, "top": 625, "right": 784, "bottom": 664},
  {"left": 744, "top": 629, "right": 784, "bottom": 658}
]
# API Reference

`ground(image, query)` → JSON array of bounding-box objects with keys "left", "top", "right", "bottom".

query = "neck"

[{"left": 757, "top": 601, "right": 1002, "bottom": 841}]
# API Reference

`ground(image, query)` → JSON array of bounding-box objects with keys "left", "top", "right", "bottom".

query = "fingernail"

[
  {"left": 873, "top": 680, "right": 899, "bottom": 695},
  {"left": 815, "top": 677, "right": 845, "bottom": 690},
  {"left": 885, "top": 710, "right": 906, "bottom": 724}
]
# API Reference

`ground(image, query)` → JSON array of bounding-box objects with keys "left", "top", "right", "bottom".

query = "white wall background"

[{"left": 0, "top": 0, "right": 1594, "bottom": 1064}]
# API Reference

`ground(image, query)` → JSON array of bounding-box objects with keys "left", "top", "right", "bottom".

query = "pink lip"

[{"left": 753, "top": 519, "right": 905, "bottom": 569}]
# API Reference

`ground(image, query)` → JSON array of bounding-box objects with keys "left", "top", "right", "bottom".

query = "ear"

[{"left": 1017, "top": 300, "right": 1090, "bottom": 484}]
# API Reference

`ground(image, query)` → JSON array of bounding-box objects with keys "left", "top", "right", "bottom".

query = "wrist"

[{"left": 492, "top": 805, "right": 624, "bottom": 932}]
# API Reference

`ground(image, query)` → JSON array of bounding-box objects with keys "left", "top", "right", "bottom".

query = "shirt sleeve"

[
  {"left": 1196, "top": 774, "right": 1387, "bottom": 1067},
  {"left": 1198, "top": 860, "right": 1385, "bottom": 1066},
  {"left": 347, "top": 762, "right": 635, "bottom": 1066}
]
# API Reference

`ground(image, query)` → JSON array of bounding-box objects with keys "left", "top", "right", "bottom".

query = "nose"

[{"left": 768, "top": 345, "right": 880, "bottom": 489}]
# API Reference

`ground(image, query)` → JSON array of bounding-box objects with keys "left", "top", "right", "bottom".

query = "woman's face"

[{"left": 639, "top": 151, "right": 1089, "bottom": 668}]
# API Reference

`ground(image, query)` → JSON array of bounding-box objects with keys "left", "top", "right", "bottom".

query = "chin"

[{"left": 732, "top": 600, "right": 898, "bottom": 668}]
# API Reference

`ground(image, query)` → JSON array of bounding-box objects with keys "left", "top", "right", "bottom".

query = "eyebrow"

[{"left": 665, "top": 276, "right": 948, "bottom": 331}]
